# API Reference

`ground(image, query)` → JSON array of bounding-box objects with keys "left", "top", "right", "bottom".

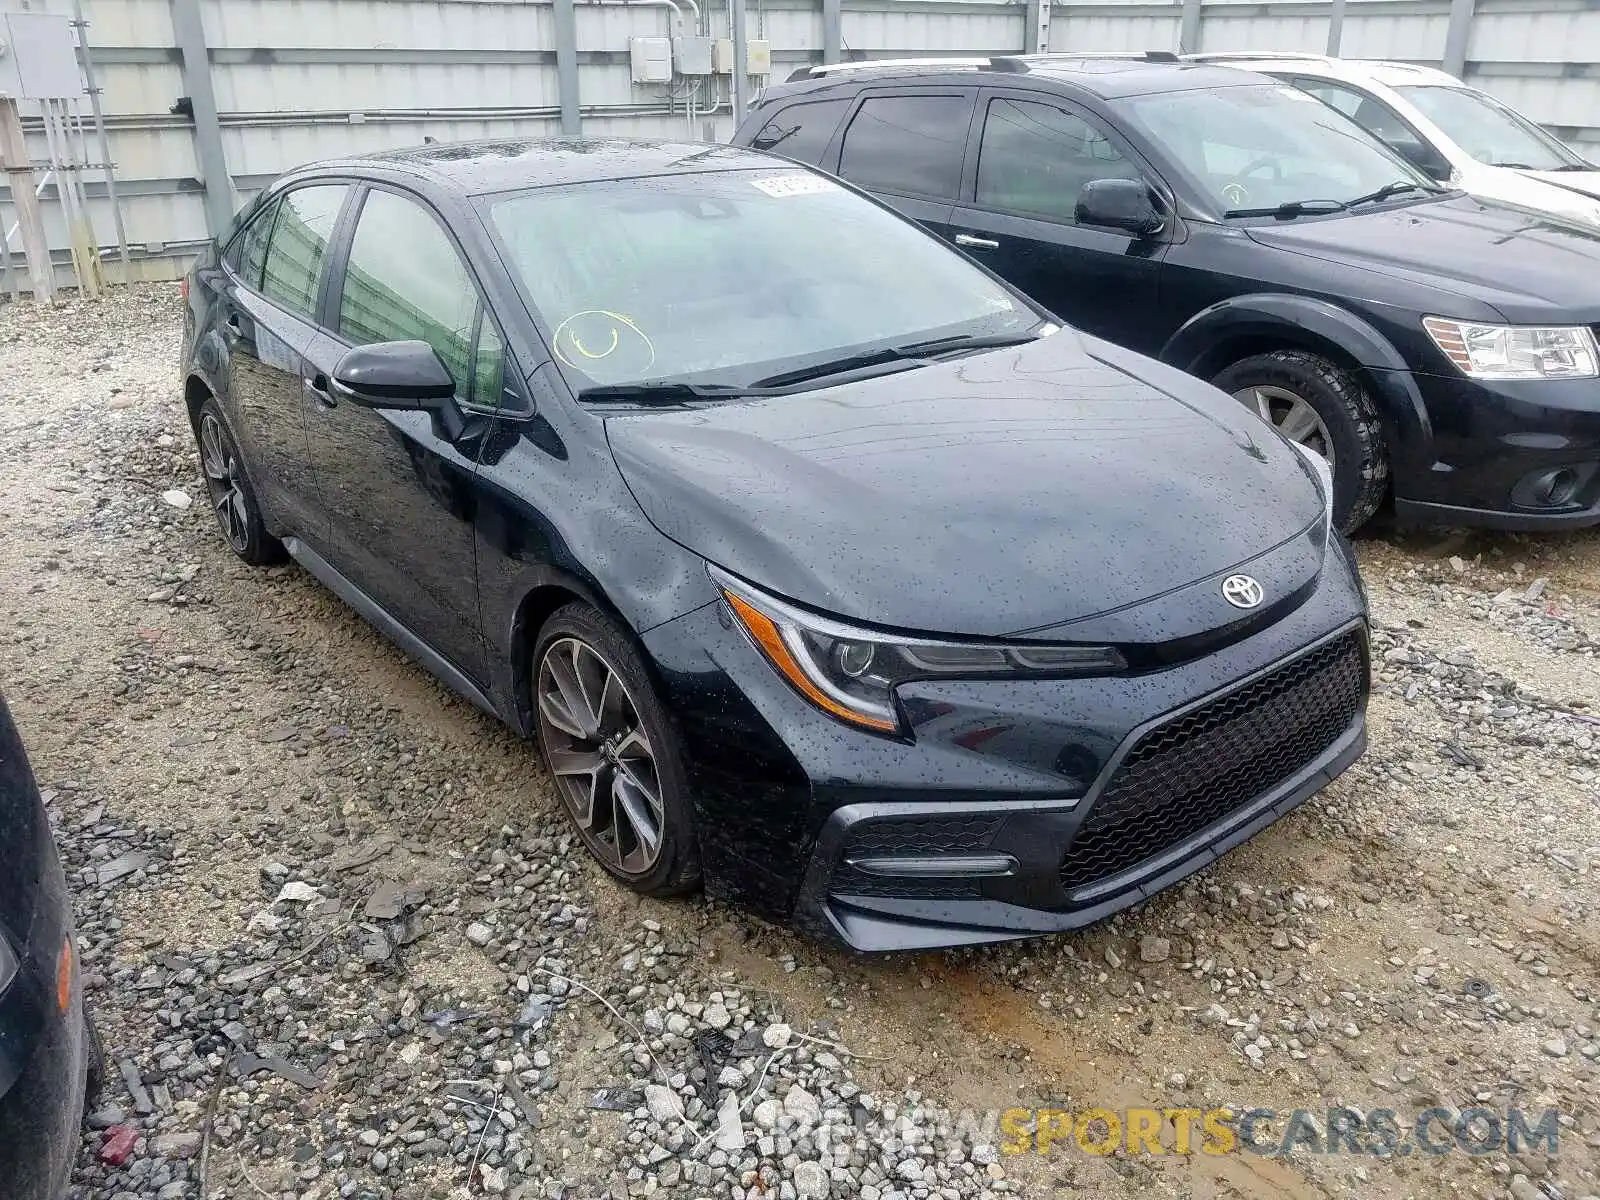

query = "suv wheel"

[
  {"left": 532, "top": 603, "right": 701, "bottom": 896},
  {"left": 194, "top": 399, "right": 286, "bottom": 565},
  {"left": 1212, "top": 350, "right": 1389, "bottom": 533}
]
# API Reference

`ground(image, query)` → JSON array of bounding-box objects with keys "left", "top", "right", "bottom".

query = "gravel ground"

[{"left": 1, "top": 287, "right": 1596, "bottom": 1200}]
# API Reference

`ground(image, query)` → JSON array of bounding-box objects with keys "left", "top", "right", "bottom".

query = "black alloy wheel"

[
  {"left": 195, "top": 399, "right": 284, "bottom": 565},
  {"left": 532, "top": 604, "right": 700, "bottom": 895}
]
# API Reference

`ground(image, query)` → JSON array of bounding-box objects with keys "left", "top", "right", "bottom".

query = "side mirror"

[
  {"left": 1075, "top": 178, "right": 1164, "bottom": 236},
  {"left": 331, "top": 340, "right": 456, "bottom": 409}
]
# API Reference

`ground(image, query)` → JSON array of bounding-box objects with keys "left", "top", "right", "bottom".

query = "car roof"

[
  {"left": 1183, "top": 52, "right": 1461, "bottom": 88},
  {"left": 782, "top": 54, "right": 1267, "bottom": 100},
  {"left": 286, "top": 138, "right": 782, "bottom": 196}
]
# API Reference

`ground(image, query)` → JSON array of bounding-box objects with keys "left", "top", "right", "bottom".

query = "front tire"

[
  {"left": 194, "top": 398, "right": 286, "bottom": 566},
  {"left": 1212, "top": 349, "right": 1389, "bottom": 533},
  {"left": 531, "top": 603, "right": 700, "bottom": 896}
]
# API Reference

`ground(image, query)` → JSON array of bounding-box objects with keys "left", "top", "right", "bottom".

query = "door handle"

[
  {"left": 303, "top": 373, "right": 337, "bottom": 409},
  {"left": 954, "top": 233, "right": 1000, "bottom": 251}
]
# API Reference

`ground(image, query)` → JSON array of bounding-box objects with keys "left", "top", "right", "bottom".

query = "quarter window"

[
  {"left": 260, "top": 185, "right": 347, "bottom": 321},
  {"left": 749, "top": 98, "right": 851, "bottom": 164},
  {"left": 471, "top": 320, "right": 506, "bottom": 409},
  {"left": 226, "top": 197, "right": 278, "bottom": 290},
  {"left": 338, "top": 189, "right": 480, "bottom": 393},
  {"left": 838, "top": 94, "right": 971, "bottom": 199},
  {"left": 976, "top": 98, "right": 1141, "bottom": 224}
]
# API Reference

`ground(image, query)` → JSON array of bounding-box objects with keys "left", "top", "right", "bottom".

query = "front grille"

[
  {"left": 1059, "top": 632, "right": 1365, "bottom": 894},
  {"left": 831, "top": 815, "right": 1003, "bottom": 900}
]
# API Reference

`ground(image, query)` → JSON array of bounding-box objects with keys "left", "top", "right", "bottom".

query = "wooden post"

[{"left": 0, "top": 97, "right": 55, "bottom": 302}]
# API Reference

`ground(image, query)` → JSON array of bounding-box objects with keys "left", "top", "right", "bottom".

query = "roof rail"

[
  {"left": 1184, "top": 51, "right": 1330, "bottom": 63},
  {"left": 1016, "top": 49, "right": 1180, "bottom": 64},
  {"left": 790, "top": 57, "right": 993, "bottom": 81}
]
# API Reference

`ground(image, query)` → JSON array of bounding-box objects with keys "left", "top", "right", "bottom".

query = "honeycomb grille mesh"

[{"left": 1060, "top": 633, "right": 1364, "bottom": 894}]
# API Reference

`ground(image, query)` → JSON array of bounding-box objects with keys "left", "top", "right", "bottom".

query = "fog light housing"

[{"left": 1511, "top": 463, "right": 1596, "bottom": 510}]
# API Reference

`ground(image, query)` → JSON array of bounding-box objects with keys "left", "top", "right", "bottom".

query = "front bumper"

[
  {"left": 1395, "top": 370, "right": 1600, "bottom": 529},
  {"left": 646, "top": 537, "right": 1370, "bottom": 948},
  {"left": 797, "top": 626, "right": 1366, "bottom": 950}
]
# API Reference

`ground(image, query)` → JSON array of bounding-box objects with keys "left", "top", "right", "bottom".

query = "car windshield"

[
  {"left": 1395, "top": 84, "right": 1587, "bottom": 171},
  {"left": 1116, "top": 83, "right": 1432, "bottom": 215},
  {"left": 486, "top": 170, "right": 1039, "bottom": 392}
]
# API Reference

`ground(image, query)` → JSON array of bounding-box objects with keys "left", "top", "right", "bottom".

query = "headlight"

[
  {"left": 711, "top": 567, "right": 1126, "bottom": 735},
  {"left": 1422, "top": 317, "right": 1599, "bottom": 380},
  {"left": 1290, "top": 440, "right": 1334, "bottom": 540}
]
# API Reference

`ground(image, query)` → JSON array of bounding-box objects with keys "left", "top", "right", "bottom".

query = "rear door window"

[
  {"left": 838, "top": 93, "right": 973, "bottom": 199},
  {"left": 749, "top": 98, "right": 851, "bottom": 164},
  {"left": 260, "top": 185, "right": 348, "bottom": 322}
]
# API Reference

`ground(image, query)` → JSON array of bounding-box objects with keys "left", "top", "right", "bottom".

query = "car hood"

[
  {"left": 1518, "top": 168, "right": 1600, "bottom": 203},
  {"left": 605, "top": 330, "right": 1325, "bottom": 639},
  {"left": 1246, "top": 195, "right": 1600, "bottom": 322}
]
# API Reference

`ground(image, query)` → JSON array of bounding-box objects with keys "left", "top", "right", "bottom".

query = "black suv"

[{"left": 733, "top": 55, "right": 1600, "bottom": 533}]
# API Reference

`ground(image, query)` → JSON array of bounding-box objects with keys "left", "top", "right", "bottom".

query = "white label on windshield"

[
  {"left": 750, "top": 174, "right": 837, "bottom": 197},
  {"left": 1276, "top": 86, "right": 1319, "bottom": 102}
]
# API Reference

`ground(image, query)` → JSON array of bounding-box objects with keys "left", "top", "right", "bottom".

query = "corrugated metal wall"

[{"left": 5, "top": 0, "right": 1600, "bottom": 286}]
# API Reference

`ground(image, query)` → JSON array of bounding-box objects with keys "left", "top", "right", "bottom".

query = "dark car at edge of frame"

[
  {"left": 178, "top": 138, "right": 1370, "bottom": 951},
  {"left": 733, "top": 53, "right": 1600, "bottom": 535},
  {"left": 0, "top": 693, "right": 93, "bottom": 1199}
]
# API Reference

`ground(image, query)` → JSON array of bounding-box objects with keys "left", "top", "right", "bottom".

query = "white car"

[{"left": 1188, "top": 53, "right": 1600, "bottom": 227}]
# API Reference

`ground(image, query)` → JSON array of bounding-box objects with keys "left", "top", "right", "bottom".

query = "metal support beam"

[
  {"left": 0, "top": 98, "right": 56, "bottom": 302},
  {"left": 731, "top": 0, "right": 750, "bottom": 124},
  {"left": 554, "top": 0, "right": 581, "bottom": 134},
  {"left": 822, "top": 0, "right": 841, "bottom": 64},
  {"left": 1025, "top": 0, "right": 1050, "bottom": 53},
  {"left": 169, "top": 0, "right": 234, "bottom": 235},
  {"left": 1442, "top": 0, "right": 1476, "bottom": 77},
  {"left": 1179, "top": 0, "right": 1203, "bottom": 54},
  {"left": 1326, "top": 0, "right": 1346, "bottom": 54},
  {"left": 73, "top": 0, "right": 131, "bottom": 273}
]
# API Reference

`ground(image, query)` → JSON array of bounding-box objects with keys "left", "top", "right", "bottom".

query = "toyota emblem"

[{"left": 1221, "top": 574, "right": 1264, "bottom": 609}]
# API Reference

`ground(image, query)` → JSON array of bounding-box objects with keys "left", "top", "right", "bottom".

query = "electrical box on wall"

[
  {"left": 0, "top": 12, "right": 83, "bottom": 100},
  {"left": 629, "top": 36, "right": 673, "bottom": 83},
  {"left": 711, "top": 38, "right": 773, "bottom": 75},
  {"left": 674, "top": 34, "right": 713, "bottom": 76}
]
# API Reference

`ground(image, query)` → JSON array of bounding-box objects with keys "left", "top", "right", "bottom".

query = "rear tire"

[
  {"left": 531, "top": 603, "right": 701, "bottom": 897},
  {"left": 194, "top": 398, "right": 286, "bottom": 566},
  {"left": 1212, "top": 350, "right": 1389, "bottom": 534}
]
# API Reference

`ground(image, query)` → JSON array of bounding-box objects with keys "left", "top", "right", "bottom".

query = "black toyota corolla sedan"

[
  {"left": 179, "top": 139, "right": 1369, "bottom": 950},
  {"left": 1, "top": 694, "right": 91, "bottom": 1197}
]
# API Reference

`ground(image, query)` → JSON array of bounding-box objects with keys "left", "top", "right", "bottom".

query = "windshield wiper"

[
  {"left": 1549, "top": 163, "right": 1595, "bottom": 172},
  {"left": 1348, "top": 180, "right": 1442, "bottom": 207},
  {"left": 576, "top": 381, "right": 755, "bottom": 404},
  {"left": 748, "top": 330, "right": 1043, "bottom": 390},
  {"left": 1224, "top": 198, "right": 1348, "bottom": 219},
  {"left": 892, "top": 331, "right": 1045, "bottom": 356},
  {"left": 748, "top": 347, "right": 929, "bottom": 389}
]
